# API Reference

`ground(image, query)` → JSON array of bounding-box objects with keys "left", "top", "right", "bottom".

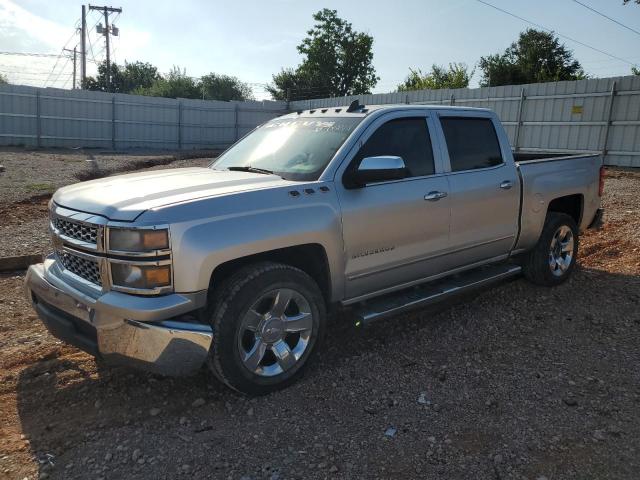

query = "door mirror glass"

[{"left": 351, "top": 156, "right": 408, "bottom": 186}]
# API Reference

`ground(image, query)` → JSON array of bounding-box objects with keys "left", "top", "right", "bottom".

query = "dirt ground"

[
  {"left": 0, "top": 148, "right": 214, "bottom": 258},
  {"left": 0, "top": 151, "right": 639, "bottom": 480}
]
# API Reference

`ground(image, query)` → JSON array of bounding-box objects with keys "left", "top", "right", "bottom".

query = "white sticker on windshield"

[{"left": 265, "top": 119, "right": 342, "bottom": 132}]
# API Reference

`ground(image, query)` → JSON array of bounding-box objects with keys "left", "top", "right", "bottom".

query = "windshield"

[{"left": 211, "top": 117, "right": 361, "bottom": 181}]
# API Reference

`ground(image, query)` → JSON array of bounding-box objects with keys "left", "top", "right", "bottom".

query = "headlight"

[
  {"left": 108, "top": 228, "right": 169, "bottom": 252},
  {"left": 111, "top": 263, "right": 171, "bottom": 290}
]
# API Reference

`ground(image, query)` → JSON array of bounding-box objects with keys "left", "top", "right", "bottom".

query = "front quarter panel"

[{"left": 139, "top": 184, "right": 345, "bottom": 300}]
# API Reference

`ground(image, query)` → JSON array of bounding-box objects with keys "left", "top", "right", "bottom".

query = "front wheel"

[
  {"left": 522, "top": 212, "right": 579, "bottom": 286},
  {"left": 207, "top": 262, "right": 326, "bottom": 395}
]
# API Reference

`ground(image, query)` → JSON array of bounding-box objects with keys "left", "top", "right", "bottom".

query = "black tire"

[
  {"left": 522, "top": 212, "right": 579, "bottom": 286},
  {"left": 206, "top": 261, "right": 326, "bottom": 396}
]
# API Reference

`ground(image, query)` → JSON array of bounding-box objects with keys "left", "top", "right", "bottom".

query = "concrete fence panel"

[
  {"left": 1, "top": 77, "right": 638, "bottom": 166},
  {"left": 0, "top": 84, "right": 288, "bottom": 151}
]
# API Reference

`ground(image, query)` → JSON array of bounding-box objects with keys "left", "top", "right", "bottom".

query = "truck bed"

[{"left": 514, "top": 152, "right": 603, "bottom": 252}]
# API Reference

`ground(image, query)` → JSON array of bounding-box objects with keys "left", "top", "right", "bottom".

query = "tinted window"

[
  {"left": 354, "top": 117, "right": 435, "bottom": 178},
  {"left": 440, "top": 117, "right": 503, "bottom": 172}
]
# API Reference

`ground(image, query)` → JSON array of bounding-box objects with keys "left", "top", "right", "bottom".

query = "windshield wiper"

[{"left": 227, "top": 166, "right": 275, "bottom": 175}]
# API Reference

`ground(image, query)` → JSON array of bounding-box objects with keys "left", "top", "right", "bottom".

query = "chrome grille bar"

[
  {"left": 52, "top": 217, "right": 98, "bottom": 244},
  {"left": 55, "top": 248, "right": 102, "bottom": 286}
]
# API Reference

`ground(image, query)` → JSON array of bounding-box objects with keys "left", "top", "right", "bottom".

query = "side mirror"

[{"left": 348, "top": 156, "right": 408, "bottom": 188}]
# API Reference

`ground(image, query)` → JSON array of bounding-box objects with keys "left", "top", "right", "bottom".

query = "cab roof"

[{"left": 282, "top": 102, "right": 492, "bottom": 119}]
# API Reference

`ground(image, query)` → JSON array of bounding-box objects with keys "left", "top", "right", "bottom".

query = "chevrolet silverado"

[{"left": 25, "top": 102, "right": 604, "bottom": 395}]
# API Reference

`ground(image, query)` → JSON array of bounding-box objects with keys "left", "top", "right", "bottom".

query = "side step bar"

[{"left": 353, "top": 263, "right": 522, "bottom": 326}]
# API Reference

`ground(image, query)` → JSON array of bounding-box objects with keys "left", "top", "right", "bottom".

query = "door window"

[
  {"left": 440, "top": 117, "right": 503, "bottom": 172},
  {"left": 353, "top": 117, "right": 435, "bottom": 178}
]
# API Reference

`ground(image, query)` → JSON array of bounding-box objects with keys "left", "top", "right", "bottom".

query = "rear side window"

[
  {"left": 440, "top": 117, "right": 503, "bottom": 172},
  {"left": 354, "top": 117, "right": 435, "bottom": 177}
]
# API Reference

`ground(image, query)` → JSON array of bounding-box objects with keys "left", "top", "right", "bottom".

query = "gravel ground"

[
  {"left": 0, "top": 164, "right": 639, "bottom": 480},
  {"left": 0, "top": 148, "right": 214, "bottom": 258}
]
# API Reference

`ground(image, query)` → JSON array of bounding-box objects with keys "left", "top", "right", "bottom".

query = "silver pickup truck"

[{"left": 25, "top": 103, "right": 604, "bottom": 395}]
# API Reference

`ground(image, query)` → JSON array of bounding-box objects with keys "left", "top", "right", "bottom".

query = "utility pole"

[
  {"left": 63, "top": 47, "right": 78, "bottom": 89},
  {"left": 89, "top": 4, "right": 122, "bottom": 92},
  {"left": 72, "top": 47, "right": 77, "bottom": 89},
  {"left": 80, "top": 5, "right": 87, "bottom": 88}
]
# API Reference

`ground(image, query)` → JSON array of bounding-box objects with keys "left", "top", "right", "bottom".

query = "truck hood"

[{"left": 53, "top": 167, "right": 294, "bottom": 221}]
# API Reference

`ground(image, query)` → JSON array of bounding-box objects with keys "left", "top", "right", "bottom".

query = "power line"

[
  {"left": 50, "top": 56, "right": 73, "bottom": 87},
  {"left": 61, "top": 73, "right": 73, "bottom": 90},
  {"left": 44, "top": 54, "right": 66, "bottom": 86},
  {"left": 1, "top": 73, "right": 72, "bottom": 83},
  {"left": 0, "top": 63, "right": 65, "bottom": 74},
  {"left": 571, "top": 0, "right": 640, "bottom": 37},
  {"left": 86, "top": 14, "right": 103, "bottom": 69},
  {"left": 580, "top": 55, "right": 640, "bottom": 65},
  {"left": 0, "top": 71, "right": 71, "bottom": 78},
  {"left": 44, "top": 22, "right": 81, "bottom": 87},
  {"left": 109, "top": 12, "right": 122, "bottom": 64},
  {"left": 0, "top": 71, "right": 72, "bottom": 89},
  {"left": 0, "top": 51, "right": 60, "bottom": 58},
  {"left": 475, "top": 0, "right": 638, "bottom": 66}
]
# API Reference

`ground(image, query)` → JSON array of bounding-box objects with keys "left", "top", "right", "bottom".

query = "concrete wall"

[
  {"left": 2, "top": 76, "right": 638, "bottom": 167},
  {"left": 0, "top": 84, "right": 287, "bottom": 150}
]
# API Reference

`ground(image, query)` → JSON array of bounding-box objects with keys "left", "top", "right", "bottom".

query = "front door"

[{"left": 336, "top": 113, "right": 451, "bottom": 300}]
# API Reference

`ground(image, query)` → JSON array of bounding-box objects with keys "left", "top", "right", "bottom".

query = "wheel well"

[
  {"left": 547, "top": 194, "right": 583, "bottom": 225},
  {"left": 208, "top": 244, "right": 331, "bottom": 305}
]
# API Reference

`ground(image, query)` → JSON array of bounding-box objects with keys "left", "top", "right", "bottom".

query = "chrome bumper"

[{"left": 24, "top": 258, "right": 212, "bottom": 376}]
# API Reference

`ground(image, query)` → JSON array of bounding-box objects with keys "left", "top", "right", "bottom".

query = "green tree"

[
  {"left": 479, "top": 29, "right": 586, "bottom": 87},
  {"left": 267, "top": 68, "right": 327, "bottom": 101},
  {"left": 267, "top": 9, "right": 378, "bottom": 100},
  {"left": 82, "top": 61, "right": 118, "bottom": 91},
  {"left": 84, "top": 60, "right": 160, "bottom": 93},
  {"left": 0, "top": 73, "right": 7, "bottom": 85},
  {"left": 633, "top": 66, "right": 640, "bottom": 75},
  {"left": 120, "top": 61, "right": 160, "bottom": 92},
  {"left": 199, "top": 73, "right": 253, "bottom": 101},
  {"left": 134, "top": 66, "right": 200, "bottom": 99},
  {"left": 478, "top": 53, "right": 526, "bottom": 87},
  {"left": 398, "top": 63, "right": 474, "bottom": 91}
]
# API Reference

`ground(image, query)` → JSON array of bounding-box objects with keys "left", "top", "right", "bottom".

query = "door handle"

[
  {"left": 500, "top": 180, "right": 513, "bottom": 190},
  {"left": 424, "top": 191, "right": 448, "bottom": 201}
]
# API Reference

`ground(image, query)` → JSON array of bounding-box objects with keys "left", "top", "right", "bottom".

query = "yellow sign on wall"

[{"left": 571, "top": 105, "right": 584, "bottom": 115}]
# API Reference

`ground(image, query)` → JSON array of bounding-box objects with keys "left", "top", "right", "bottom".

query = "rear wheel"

[
  {"left": 522, "top": 212, "right": 579, "bottom": 286},
  {"left": 207, "top": 262, "right": 326, "bottom": 395}
]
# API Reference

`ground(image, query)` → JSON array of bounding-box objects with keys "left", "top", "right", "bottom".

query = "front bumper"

[{"left": 25, "top": 257, "right": 212, "bottom": 376}]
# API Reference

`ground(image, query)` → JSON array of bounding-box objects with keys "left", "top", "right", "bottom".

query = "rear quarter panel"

[{"left": 515, "top": 154, "right": 602, "bottom": 251}]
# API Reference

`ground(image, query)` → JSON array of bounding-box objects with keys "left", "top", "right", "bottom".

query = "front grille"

[
  {"left": 57, "top": 250, "right": 102, "bottom": 286},
  {"left": 52, "top": 217, "right": 98, "bottom": 244}
]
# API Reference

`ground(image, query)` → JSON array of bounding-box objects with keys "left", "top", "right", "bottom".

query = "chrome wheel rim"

[
  {"left": 549, "top": 225, "right": 574, "bottom": 277},
  {"left": 237, "top": 288, "right": 314, "bottom": 377}
]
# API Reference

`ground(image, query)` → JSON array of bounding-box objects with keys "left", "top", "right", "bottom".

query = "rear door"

[
  {"left": 336, "top": 111, "right": 451, "bottom": 300},
  {"left": 435, "top": 112, "right": 520, "bottom": 266}
]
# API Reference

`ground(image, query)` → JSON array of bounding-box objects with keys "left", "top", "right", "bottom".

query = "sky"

[{"left": 1, "top": 0, "right": 639, "bottom": 99}]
